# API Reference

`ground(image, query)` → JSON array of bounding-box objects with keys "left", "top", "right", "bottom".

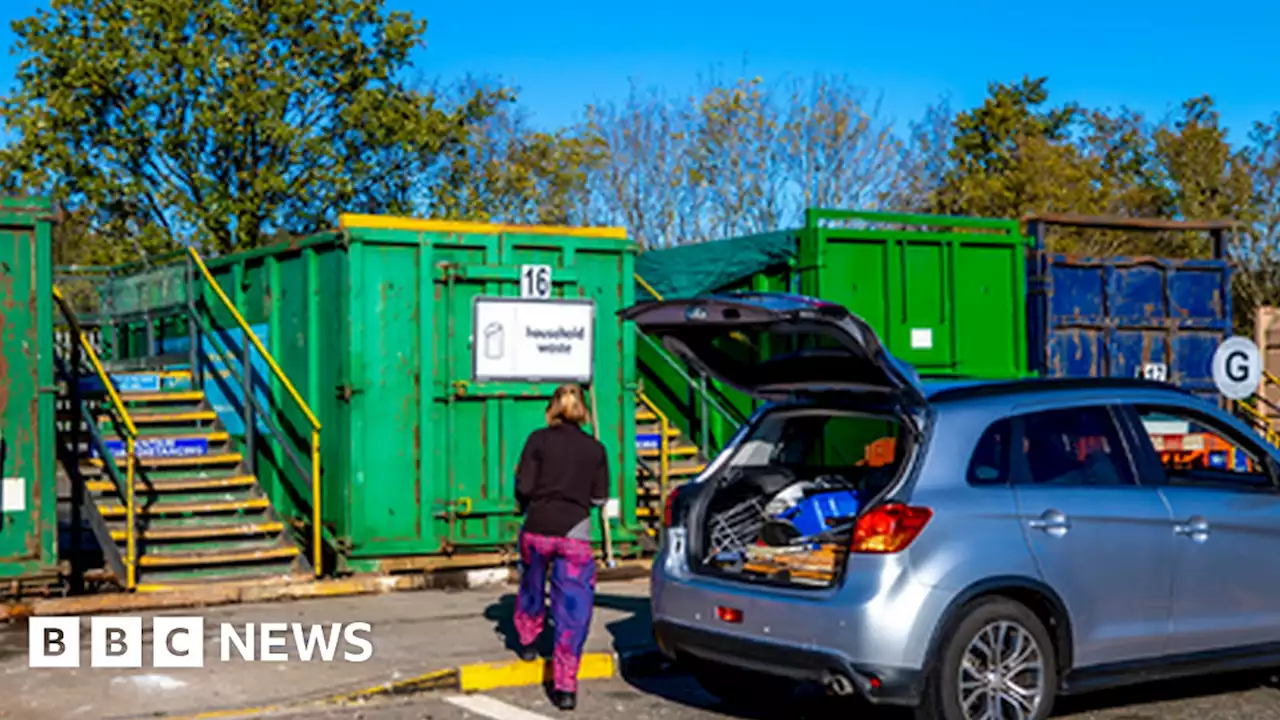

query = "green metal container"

[
  {"left": 161, "top": 215, "right": 641, "bottom": 566},
  {"left": 632, "top": 208, "right": 1034, "bottom": 458},
  {"left": 797, "top": 209, "right": 1032, "bottom": 379},
  {"left": 0, "top": 197, "right": 57, "bottom": 579}
]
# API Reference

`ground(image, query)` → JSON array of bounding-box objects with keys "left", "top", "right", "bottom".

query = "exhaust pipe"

[{"left": 824, "top": 673, "right": 856, "bottom": 696}]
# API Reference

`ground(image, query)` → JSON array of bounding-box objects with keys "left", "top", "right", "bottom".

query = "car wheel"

[
  {"left": 917, "top": 597, "right": 1058, "bottom": 720},
  {"left": 686, "top": 658, "right": 795, "bottom": 711}
]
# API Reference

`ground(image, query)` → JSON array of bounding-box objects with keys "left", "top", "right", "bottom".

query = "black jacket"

[{"left": 515, "top": 423, "right": 610, "bottom": 537}]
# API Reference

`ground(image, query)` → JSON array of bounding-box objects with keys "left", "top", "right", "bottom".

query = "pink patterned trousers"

[{"left": 513, "top": 530, "right": 597, "bottom": 692}]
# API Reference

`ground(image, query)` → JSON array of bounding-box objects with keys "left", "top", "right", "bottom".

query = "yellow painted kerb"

[
  {"left": 339, "top": 213, "right": 628, "bottom": 240},
  {"left": 457, "top": 653, "right": 616, "bottom": 693}
]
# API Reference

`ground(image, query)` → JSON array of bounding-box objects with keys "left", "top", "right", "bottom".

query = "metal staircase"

[
  {"left": 54, "top": 247, "right": 330, "bottom": 592},
  {"left": 85, "top": 375, "right": 304, "bottom": 587},
  {"left": 633, "top": 394, "right": 708, "bottom": 532},
  {"left": 630, "top": 274, "right": 750, "bottom": 534}
]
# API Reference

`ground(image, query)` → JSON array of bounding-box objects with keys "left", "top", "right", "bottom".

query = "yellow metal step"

[
  {"left": 668, "top": 463, "right": 707, "bottom": 478},
  {"left": 138, "top": 545, "right": 299, "bottom": 568},
  {"left": 87, "top": 473, "right": 255, "bottom": 494},
  {"left": 636, "top": 425, "right": 683, "bottom": 438},
  {"left": 87, "top": 452, "right": 242, "bottom": 469},
  {"left": 635, "top": 409, "right": 658, "bottom": 423},
  {"left": 109, "top": 521, "right": 284, "bottom": 543},
  {"left": 639, "top": 445, "right": 699, "bottom": 459},
  {"left": 98, "top": 497, "right": 269, "bottom": 518},
  {"left": 119, "top": 391, "right": 205, "bottom": 404},
  {"left": 105, "top": 410, "right": 218, "bottom": 425}
]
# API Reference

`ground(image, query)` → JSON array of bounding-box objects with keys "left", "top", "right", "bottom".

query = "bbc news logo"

[{"left": 28, "top": 617, "right": 373, "bottom": 668}]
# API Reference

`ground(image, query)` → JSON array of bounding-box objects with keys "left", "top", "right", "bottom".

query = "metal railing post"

[
  {"left": 186, "top": 255, "right": 201, "bottom": 390},
  {"left": 699, "top": 373, "right": 709, "bottom": 459},
  {"left": 68, "top": 324, "right": 84, "bottom": 594},
  {"left": 125, "top": 436, "right": 137, "bottom": 589},
  {"left": 243, "top": 337, "right": 256, "bottom": 475},
  {"left": 311, "top": 429, "right": 322, "bottom": 577}
]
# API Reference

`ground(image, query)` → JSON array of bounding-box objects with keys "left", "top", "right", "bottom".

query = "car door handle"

[
  {"left": 1174, "top": 517, "right": 1210, "bottom": 540},
  {"left": 1028, "top": 510, "right": 1071, "bottom": 536}
]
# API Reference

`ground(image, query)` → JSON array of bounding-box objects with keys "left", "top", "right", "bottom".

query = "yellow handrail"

[
  {"left": 636, "top": 390, "right": 671, "bottom": 515},
  {"left": 53, "top": 285, "right": 140, "bottom": 589},
  {"left": 186, "top": 248, "right": 325, "bottom": 577},
  {"left": 634, "top": 273, "right": 664, "bottom": 302}
]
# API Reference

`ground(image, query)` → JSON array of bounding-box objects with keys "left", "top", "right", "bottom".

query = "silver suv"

[{"left": 623, "top": 292, "right": 1280, "bottom": 720}]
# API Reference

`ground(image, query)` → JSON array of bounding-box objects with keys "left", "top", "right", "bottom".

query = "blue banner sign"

[
  {"left": 636, "top": 433, "right": 661, "bottom": 451},
  {"left": 112, "top": 374, "right": 161, "bottom": 393},
  {"left": 94, "top": 436, "right": 209, "bottom": 459}
]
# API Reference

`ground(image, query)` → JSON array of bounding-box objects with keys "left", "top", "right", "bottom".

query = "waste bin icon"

[{"left": 483, "top": 322, "right": 505, "bottom": 360}]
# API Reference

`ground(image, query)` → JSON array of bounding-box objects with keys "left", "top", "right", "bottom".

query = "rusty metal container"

[
  {"left": 0, "top": 196, "right": 58, "bottom": 579},
  {"left": 1026, "top": 215, "right": 1234, "bottom": 403}
]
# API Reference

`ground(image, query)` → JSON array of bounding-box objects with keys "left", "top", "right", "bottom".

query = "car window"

[
  {"left": 968, "top": 419, "right": 1012, "bottom": 486},
  {"left": 1133, "top": 405, "right": 1274, "bottom": 492},
  {"left": 1016, "top": 407, "right": 1135, "bottom": 487}
]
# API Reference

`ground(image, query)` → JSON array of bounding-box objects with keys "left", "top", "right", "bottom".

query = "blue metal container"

[{"left": 1025, "top": 216, "right": 1234, "bottom": 403}]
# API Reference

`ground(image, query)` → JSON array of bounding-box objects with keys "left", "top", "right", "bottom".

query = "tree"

[
  {"left": 425, "top": 80, "right": 606, "bottom": 226},
  {"left": 581, "top": 72, "right": 900, "bottom": 247},
  {"left": 933, "top": 77, "right": 1097, "bottom": 221},
  {"left": 0, "top": 0, "right": 504, "bottom": 253},
  {"left": 886, "top": 97, "right": 955, "bottom": 213},
  {"left": 1231, "top": 115, "right": 1280, "bottom": 330},
  {"left": 781, "top": 75, "right": 900, "bottom": 217}
]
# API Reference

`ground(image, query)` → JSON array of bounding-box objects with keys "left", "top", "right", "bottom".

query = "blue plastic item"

[{"left": 777, "top": 489, "right": 861, "bottom": 540}]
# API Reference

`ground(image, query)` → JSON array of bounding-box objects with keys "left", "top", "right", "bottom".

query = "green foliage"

[
  {"left": 427, "top": 84, "right": 606, "bottom": 225},
  {"left": 928, "top": 77, "right": 1253, "bottom": 259},
  {"left": 0, "top": 0, "right": 507, "bottom": 253}
]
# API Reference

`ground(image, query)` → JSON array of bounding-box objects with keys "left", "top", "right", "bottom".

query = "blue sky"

[{"left": 1, "top": 0, "right": 1278, "bottom": 144}]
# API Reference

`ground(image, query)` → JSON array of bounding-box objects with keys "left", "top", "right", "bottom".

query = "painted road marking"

[{"left": 444, "top": 694, "right": 555, "bottom": 720}]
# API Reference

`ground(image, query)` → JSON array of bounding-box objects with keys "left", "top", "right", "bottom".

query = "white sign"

[
  {"left": 520, "top": 264, "right": 553, "bottom": 299},
  {"left": 473, "top": 297, "right": 594, "bottom": 383},
  {"left": 2, "top": 477, "right": 25, "bottom": 512},
  {"left": 1139, "top": 362, "right": 1169, "bottom": 382},
  {"left": 1212, "top": 336, "right": 1262, "bottom": 400},
  {"left": 910, "top": 327, "right": 933, "bottom": 350}
]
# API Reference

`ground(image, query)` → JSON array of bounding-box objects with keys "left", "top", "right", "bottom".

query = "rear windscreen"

[{"left": 661, "top": 325, "right": 884, "bottom": 391}]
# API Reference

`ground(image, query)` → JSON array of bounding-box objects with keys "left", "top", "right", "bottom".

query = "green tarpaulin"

[{"left": 634, "top": 231, "right": 795, "bottom": 300}]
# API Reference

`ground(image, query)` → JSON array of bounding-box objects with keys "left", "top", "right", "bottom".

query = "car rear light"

[
  {"left": 850, "top": 502, "right": 932, "bottom": 554},
  {"left": 716, "top": 606, "right": 743, "bottom": 623},
  {"left": 662, "top": 486, "right": 682, "bottom": 527}
]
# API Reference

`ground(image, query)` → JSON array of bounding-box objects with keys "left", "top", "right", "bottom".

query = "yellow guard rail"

[
  {"left": 635, "top": 390, "right": 672, "bottom": 511},
  {"left": 186, "top": 248, "right": 325, "bottom": 577},
  {"left": 53, "top": 285, "right": 142, "bottom": 589}
]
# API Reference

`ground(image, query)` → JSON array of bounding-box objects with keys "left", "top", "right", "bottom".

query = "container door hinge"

[{"left": 335, "top": 385, "right": 362, "bottom": 402}]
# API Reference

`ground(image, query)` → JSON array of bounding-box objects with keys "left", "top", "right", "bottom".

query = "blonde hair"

[{"left": 546, "top": 383, "right": 589, "bottom": 427}]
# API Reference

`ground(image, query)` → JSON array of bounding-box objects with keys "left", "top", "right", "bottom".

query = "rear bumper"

[{"left": 653, "top": 619, "right": 923, "bottom": 706}]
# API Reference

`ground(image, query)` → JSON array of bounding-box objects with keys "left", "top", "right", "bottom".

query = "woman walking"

[{"left": 513, "top": 383, "right": 610, "bottom": 711}]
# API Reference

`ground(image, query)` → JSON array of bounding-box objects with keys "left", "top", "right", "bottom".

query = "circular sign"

[{"left": 1211, "top": 336, "right": 1263, "bottom": 400}]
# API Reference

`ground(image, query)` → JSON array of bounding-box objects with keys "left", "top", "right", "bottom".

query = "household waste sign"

[{"left": 473, "top": 297, "right": 595, "bottom": 383}]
